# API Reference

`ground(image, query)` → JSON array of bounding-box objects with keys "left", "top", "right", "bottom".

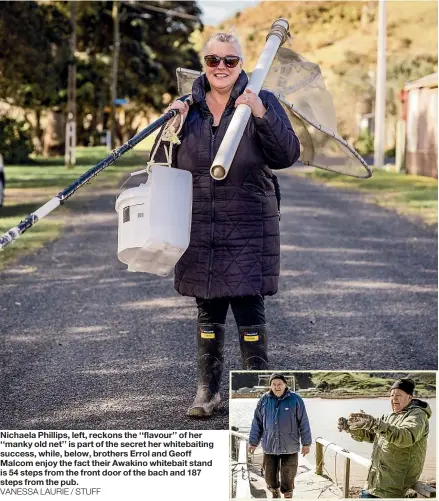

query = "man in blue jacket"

[{"left": 248, "top": 373, "right": 312, "bottom": 498}]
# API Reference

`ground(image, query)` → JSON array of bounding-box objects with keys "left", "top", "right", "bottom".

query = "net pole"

[{"left": 0, "top": 106, "right": 186, "bottom": 251}]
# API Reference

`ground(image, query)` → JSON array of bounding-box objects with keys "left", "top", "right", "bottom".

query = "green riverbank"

[{"left": 232, "top": 372, "right": 436, "bottom": 399}]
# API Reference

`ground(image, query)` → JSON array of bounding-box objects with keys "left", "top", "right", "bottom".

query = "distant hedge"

[{"left": 0, "top": 117, "right": 34, "bottom": 164}]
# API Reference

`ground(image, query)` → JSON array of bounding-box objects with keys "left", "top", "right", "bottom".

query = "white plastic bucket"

[{"left": 115, "top": 165, "right": 192, "bottom": 276}]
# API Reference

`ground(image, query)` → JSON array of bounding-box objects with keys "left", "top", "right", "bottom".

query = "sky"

[{"left": 197, "top": 0, "right": 260, "bottom": 26}]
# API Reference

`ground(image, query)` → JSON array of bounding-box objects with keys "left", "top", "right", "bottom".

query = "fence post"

[
  {"left": 315, "top": 441, "right": 323, "bottom": 476},
  {"left": 395, "top": 119, "right": 406, "bottom": 172},
  {"left": 344, "top": 457, "right": 351, "bottom": 498}
]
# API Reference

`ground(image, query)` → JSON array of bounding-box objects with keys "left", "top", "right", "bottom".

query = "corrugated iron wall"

[{"left": 405, "top": 87, "right": 438, "bottom": 178}]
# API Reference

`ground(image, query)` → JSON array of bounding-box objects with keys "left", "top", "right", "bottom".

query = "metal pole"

[
  {"left": 111, "top": 0, "right": 120, "bottom": 149},
  {"left": 373, "top": 0, "right": 387, "bottom": 168},
  {"left": 65, "top": 0, "right": 77, "bottom": 168}
]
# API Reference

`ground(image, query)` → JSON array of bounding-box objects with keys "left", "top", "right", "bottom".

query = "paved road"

[{"left": 0, "top": 172, "right": 437, "bottom": 430}]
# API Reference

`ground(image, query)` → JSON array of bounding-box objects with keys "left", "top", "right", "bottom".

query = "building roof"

[{"left": 404, "top": 72, "right": 438, "bottom": 91}]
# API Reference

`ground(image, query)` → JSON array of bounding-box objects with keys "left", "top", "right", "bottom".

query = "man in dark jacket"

[
  {"left": 248, "top": 373, "right": 312, "bottom": 498},
  {"left": 338, "top": 378, "right": 432, "bottom": 498},
  {"left": 154, "top": 33, "right": 300, "bottom": 418}
]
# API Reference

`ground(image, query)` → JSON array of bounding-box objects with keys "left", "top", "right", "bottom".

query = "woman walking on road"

[{"left": 153, "top": 33, "right": 300, "bottom": 418}]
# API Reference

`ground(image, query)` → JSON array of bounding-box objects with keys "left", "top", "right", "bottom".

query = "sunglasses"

[{"left": 204, "top": 54, "right": 241, "bottom": 69}]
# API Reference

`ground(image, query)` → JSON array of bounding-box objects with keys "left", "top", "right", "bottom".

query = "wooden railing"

[{"left": 315, "top": 437, "right": 436, "bottom": 498}]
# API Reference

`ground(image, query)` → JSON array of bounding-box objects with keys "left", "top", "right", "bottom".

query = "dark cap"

[
  {"left": 391, "top": 378, "right": 415, "bottom": 395},
  {"left": 269, "top": 373, "right": 287, "bottom": 385}
]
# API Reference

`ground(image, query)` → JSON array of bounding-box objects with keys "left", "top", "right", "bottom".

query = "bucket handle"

[
  {"left": 115, "top": 110, "right": 182, "bottom": 203},
  {"left": 116, "top": 94, "right": 191, "bottom": 203},
  {"left": 145, "top": 94, "right": 191, "bottom": 174}
]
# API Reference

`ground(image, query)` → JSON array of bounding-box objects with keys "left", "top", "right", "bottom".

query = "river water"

[{"left": 230, "top": 397, "right": 436, "bottom": 487}]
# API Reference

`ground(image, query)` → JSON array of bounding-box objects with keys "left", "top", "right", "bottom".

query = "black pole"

[
  {"left": 0, "top": 108, "right": 180, "bottom": 250},
  {"left": 59, "top": 108, "right": 179, "bottom": 201}
]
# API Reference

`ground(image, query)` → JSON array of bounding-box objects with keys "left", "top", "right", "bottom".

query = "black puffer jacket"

[{"left": 154, "top": 71, "right": 300, "bottom": 299}]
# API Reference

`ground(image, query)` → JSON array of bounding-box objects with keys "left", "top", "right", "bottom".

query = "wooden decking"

[
  {"left": 232, "top": 439, "right": 343, "bottom": 499},
  {"left": 245, "top": 457, "right": 343, "bottom": 499}
]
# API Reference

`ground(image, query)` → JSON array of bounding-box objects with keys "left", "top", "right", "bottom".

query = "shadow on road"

[{"left": 0, "top": 173, "right": 437, "bottom": 429}]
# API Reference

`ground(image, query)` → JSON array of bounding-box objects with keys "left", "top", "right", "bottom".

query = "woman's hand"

[
  {"left": 164, "top": 99, "right": 189, "bottom": 130},
  {"left": 165, "top": 99, "right": 190, "bottom": 115},
  {"left": 235, "top": 88, "right": 266, "bottom": 118}
]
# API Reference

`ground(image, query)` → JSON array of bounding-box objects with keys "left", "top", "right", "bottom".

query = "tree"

[
  {"left": 0, "top": 1, "right": 71, "bottom": 151},
  {"left": 0, "top": 0, "right": 204, "bottom": 151},
  {"left": 64, "top": 1, "right": 203, "bottom": 143}
]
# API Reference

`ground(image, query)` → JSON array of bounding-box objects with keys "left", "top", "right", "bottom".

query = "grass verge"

[
  {"left": 296, "top": 168, "right": 438, "bottom": 228},
  {"left": 303, "top": 371, "right": 436, "bottom": 398},
  {"left": 0, "top": 147, "right": 148, "bottom": 271}
]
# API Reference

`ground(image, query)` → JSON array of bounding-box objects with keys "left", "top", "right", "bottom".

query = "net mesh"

[{"left": 176, "top": 47, "right": 371, "bottom": 179}]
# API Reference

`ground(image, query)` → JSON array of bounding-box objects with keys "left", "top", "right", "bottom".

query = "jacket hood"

[
  {"left": 408, "top": 398, "right": 432, "bottom": 418},
  {"left": 192, "top": 70, "right": 249, "bottom": 106}
]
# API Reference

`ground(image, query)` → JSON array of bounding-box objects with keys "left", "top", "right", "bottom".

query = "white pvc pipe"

[
  {"left": 316, "top": 437, "right": 371, "bottom": 469},
  {"left": 230, "top": 430, "right": 249, "bottom": 441},
  {"left": 210, "top": 18, "right": 289, "bottom": 180}
]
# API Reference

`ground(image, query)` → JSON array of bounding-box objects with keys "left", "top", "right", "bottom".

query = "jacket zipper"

[
  {"left": 206, "top": 101, "right": 232, "bottom": 299},
  {"left": 206, "top": 116, "right": 215, "bottom": 299}
]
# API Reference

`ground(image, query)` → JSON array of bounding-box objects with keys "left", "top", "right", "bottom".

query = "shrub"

[
  {"left": 385, "top": 145, "right": 396, "bottom": 157},
  {"left": 0, "top": 117, "right": 34, "bottom": 163},
  {"left": 355, "top": 130, "right": 375, "bottom": 156}
]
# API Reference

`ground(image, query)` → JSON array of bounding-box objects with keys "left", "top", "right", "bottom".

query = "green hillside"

[
  {"left": 204, "top": 1, "right": 438, "bottom": 144},
  {"left": 308, "top": 371, "right": 436, "bottom": 397}
]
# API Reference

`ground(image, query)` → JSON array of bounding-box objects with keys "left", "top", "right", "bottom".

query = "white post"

[
  {"left": 373, "top": 0, "right": 387, "bottom": 169},
  {"left": 65, "top": 114, "right": 76, "bottom": 167},
  {"left": 395, "top": 119, "right": 406, "bottom": 172},
  {"left": 106, "top": 130, "right": 112, "bottom": 151},
  {"left": 235, "top": 439, "right": 252, "bottom": 499},
  {"left": 65, "top": 0, "right": 77, "bottom": 168}
]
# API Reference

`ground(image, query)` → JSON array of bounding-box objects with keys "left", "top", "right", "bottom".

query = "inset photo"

[{"left": 230, "top": 371, "right": 436, "bottom": 499}]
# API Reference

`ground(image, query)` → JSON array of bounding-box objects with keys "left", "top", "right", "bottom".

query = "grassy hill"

[
  {"left": 201, "top": 1, "right": 438, "bottom": 146},
  {"left": 307, "top": 371, "right": 436, "bottom": 397},
  {"left": 231, "top": 371, "right": 435, "bottom": 398}
]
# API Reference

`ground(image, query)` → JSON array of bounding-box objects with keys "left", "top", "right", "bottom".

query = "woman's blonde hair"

[{"left": 202, "top": 32, "right": 244, "bottom": 60}]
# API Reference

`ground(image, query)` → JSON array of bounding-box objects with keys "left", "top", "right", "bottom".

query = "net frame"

[{"left": 176, "top": 47, "right": 372, "bottom": 179}]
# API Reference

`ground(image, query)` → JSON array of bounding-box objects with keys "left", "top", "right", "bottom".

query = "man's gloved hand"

[
  {"left": 337, "top": 417, "right": 349, "bottom": 432},
  {"left": 348, "top": 412, "right": 377, "bottom": 431}
]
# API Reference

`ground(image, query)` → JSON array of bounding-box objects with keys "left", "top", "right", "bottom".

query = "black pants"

[
  {"left": 264, "top": 453, "right": 299, "bottom": 494},
  {"left": 196, "top": 295, "right": 265, "bottom": 326}
]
